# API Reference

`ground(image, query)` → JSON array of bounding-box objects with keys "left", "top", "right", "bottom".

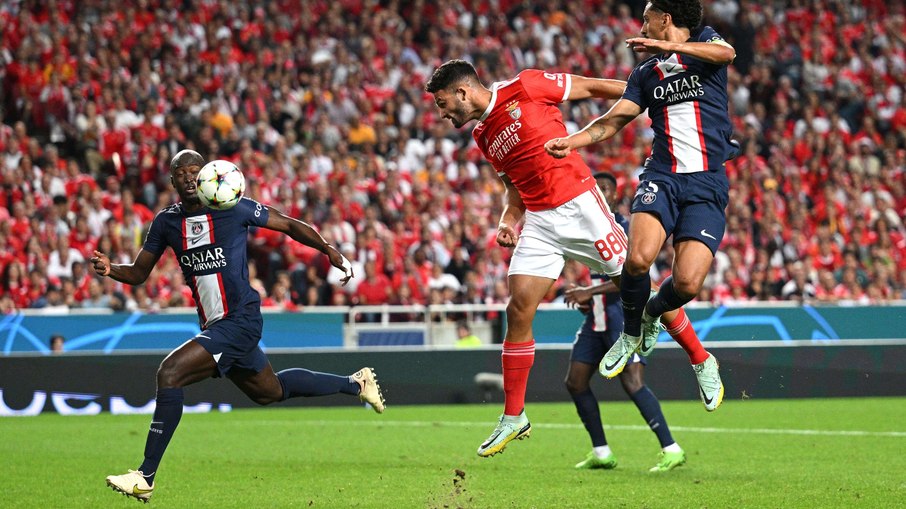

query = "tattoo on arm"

[{"left": 588, "top": 123, "right": 608, "bottom": 143}]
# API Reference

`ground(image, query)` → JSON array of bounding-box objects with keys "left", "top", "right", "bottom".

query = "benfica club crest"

[{"left": 506, "top": 101, "right": 521, "bottom": 120}]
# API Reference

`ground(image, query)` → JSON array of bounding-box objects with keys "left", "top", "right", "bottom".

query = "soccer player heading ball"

[{"left": 96, "top": 150, "right": 385, "bottom": 502}]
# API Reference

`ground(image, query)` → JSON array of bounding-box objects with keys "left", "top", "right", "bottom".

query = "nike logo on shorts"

[{"left": 700, "top": 229, "right": 716, "bottom": 240}]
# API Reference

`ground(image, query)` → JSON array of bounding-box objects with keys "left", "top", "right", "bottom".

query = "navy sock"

[
  {"left": 570, "top": 388, "right": 607, "bottom": 448},
  {"left": 630, "top": 385, "right": 674, "bottom": 448},
  {"left": 620, "top": 268, "right": 651, "bottom": 337},
  {"left": 138, "top": 388, "right": 184, "bottom": 485},
  {"left": 277, "top": 368, "right": 359, "bottom": 400},
  {"left": 645, "top": 276, "right": 691, "bottom": 318}
]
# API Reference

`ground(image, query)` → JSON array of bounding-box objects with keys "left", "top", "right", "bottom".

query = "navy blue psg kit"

[
  {"left": 143, "top": 197, "right": 271, "bottom": 375},
  {"left": 144, "top": 197, "right": 269, "bottom": 328},
  {"left": 621, "top": 26, "right": 734, "bottom": 253},
  {"left": 622, "top": 26, "right": 735, "bottom": 175}
]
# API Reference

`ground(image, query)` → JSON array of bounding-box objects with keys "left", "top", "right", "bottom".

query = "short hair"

[
  {"left": 592, "top": 171, "right": 617, "bottom": 187},
  {"left": 425, "top": 59, "right": 480, "bottom": 94},
  {"left": 170, "top": 149, "right": 205, "bottom": 172},
  {"left": 649, "top": 0, "right": 703, "bottom": 30}
]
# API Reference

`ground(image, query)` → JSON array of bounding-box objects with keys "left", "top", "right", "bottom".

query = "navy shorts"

[
  {"left": 193, "top": 311, "right": 267, "bottom": 377},
  {"left": 631, "top": 171, "right": 730, "bottom": 254},
  {"left": 570, "top": 300, "right": 646, "bottom": 367}
]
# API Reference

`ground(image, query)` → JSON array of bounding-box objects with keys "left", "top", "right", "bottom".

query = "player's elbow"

[{"left": 717, "top": 47, "right": 736, "bottom": 65}]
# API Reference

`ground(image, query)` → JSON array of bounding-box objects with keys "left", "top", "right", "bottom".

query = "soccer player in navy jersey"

[
  {"left": 95, "top": 150, "right": 385, "bottom": 502},
  {"left": 564, "top": 172, "right": 685, "bottom": 472},
  {"left": 546, "top": 0, "right": 731, "bottom": 411}
]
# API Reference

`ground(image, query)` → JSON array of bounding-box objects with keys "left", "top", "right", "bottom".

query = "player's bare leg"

[{"left": 478, "top": 274, "right": 552, "bottom": 457}]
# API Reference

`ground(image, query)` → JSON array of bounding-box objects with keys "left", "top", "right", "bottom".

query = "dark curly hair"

[
  {"left": 425, "top": 59, "right": 480, "bottom": 94},
  {"left": 649, "top": 0, "right": 703, "bottom": 30}
]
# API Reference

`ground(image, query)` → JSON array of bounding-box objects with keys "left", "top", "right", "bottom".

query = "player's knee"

[
  {"left": 671, "top": 274, "right": 703, "bottom": 299},
  {"left": 505, "top": 298, "right": 533, "bottom": 323},
  {"left": 251, "top": 394, "right": 278, "bottom": 406},
  {"left": 624, "top": 252, "right": 653, "bottom": 276},
  {"left": 156, "top": 361, "right": 182, "bottom": 388},
  {"left": 564, "top": 375, "right": 588, "bottom": 395},
  {"left": 621, "top": 378, "right": 643, "bottom": 395}
]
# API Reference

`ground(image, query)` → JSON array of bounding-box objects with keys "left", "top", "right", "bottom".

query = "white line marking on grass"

[{"left": 281, "top": 420, "right": 906, "bottom": 438}]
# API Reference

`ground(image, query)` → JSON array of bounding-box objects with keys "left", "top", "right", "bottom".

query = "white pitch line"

[{"left": 259, "top": 419, "right": 906, "bottom": 438}]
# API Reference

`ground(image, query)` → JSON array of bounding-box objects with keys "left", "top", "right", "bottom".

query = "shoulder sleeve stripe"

[
  {"left": 708, "top": 39, "right": 733, "bottom": 49},
  {"left": 561, "top": 73, "right": 572, "bottom": 103}
]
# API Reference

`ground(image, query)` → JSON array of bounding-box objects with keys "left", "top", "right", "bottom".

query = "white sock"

[
  {"left": 593, "top": 445, "right": 612, "bottom": 458},
  {"left": 663, "top": 442, "right": 682, "bottom": 453}
]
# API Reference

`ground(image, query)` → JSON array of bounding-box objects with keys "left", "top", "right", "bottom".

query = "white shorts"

[{"left": 508, "top": 188, "right": 628, "bottom": 279}]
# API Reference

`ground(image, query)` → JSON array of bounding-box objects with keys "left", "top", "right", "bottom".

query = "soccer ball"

[{"left": 196, "top": 160, "right": 245, "bottom": 210}]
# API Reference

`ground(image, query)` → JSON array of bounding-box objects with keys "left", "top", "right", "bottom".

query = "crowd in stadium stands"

[{"left": 0, "top": 0, "right": 903, "bottom": 317}]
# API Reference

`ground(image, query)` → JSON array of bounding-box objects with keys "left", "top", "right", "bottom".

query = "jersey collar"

[{"left": 478, "top": 82, "right": 500, "bottom": 122}]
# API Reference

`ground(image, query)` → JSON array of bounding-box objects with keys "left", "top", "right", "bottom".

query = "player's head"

[
  {"left": 169, "top": 149, "right": 205, "bottom": 203},
  {"left": 642, "top": 1, "right": 703, "bottom": 38},
  {"left": 593, "top": 171, "right": 618, "bottom": 208},
  {"left": 425, "top": 59, "right": 484, "bottom": 129}
]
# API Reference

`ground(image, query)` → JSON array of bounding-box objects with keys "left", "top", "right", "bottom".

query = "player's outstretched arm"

[
  {"left": 497, "top": 175, "right": 525, "bottom": 248},
  {"left": 263, "top": 205, "right": 353, "bottom": 285},
  {"left": 545, "top": 99, "right": 642, "bottom": 158},
  {"left": 567, "top": 75, "right": 626, "bottom": 102},
  {"left": 90, "top": 249, "right": 161, "bottom": 286},
  {"left": 626, "top": 38, "right": 735, "bottom": 65}
]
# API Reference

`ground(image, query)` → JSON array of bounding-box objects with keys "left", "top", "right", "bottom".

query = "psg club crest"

[
  {"left": 192, "top": 222, "right": 204, "bottom": 235},
  {"left": 506, "top": 101, "right": 521, "bottom": 120},
  {"left": 637, "top": 181, "right": 659, "bottom": 204}
]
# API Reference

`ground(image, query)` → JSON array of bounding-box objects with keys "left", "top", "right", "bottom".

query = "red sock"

[
  {"left": 663, "top": 308, "right": 709, "bottom": 365},
  {"left": 501, "top": 340, "right": 535, "bottom": 416}
]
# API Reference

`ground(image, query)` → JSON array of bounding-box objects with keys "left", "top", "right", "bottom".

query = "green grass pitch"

[{"left": 2, "top": 397, "right": 905, "bottom": 508}]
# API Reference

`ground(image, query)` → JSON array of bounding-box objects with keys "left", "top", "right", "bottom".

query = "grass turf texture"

[{"left": 2, "top": 398, "right": 905, "bottom": 508}]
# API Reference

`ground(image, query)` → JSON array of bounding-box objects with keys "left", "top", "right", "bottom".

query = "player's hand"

[
  {"left": 325, "top": 245, "right": 354, "bottom": 286},
  {"left": 90, "top": 250, "right": 111, "bottom": 277},
  {"left": 626, "top": 37, "right": 672, "bottom": 54},
  {"left": 496, "top": 223, "right": 518, "bottom": 248},
  {"left": 564, "top": 284, "right": 593, "bottom": 312},
  {"left": 544, "top": 137, "right": 573, "bottom": 159}
]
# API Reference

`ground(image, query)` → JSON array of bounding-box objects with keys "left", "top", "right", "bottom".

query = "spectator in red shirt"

[{"left": 355, "top": 260, "right": 393, "bottom": 306}]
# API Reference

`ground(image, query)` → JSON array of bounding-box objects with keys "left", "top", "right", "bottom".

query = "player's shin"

[
  {"left": 645, "top": 276, "right": 690, "bottom": 318},
  {"left": 501, "top": 340, "right": 535, "bottom": 416},
  {"left": 663, "top": 308, "right": 708, "bottom": 364},
  {"left": 138, "top": 387, "right": 184, "bottom": 485},
  {"left": 277, "top": 368, "right": 359, "bottom": 399},
  {"left": 619, "top": 269, "right": 651, "bottom": 337}
]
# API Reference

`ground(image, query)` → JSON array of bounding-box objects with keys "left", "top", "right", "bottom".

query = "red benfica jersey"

[{"left": 472, "top": 69, "right": 595, "bottom": 211}]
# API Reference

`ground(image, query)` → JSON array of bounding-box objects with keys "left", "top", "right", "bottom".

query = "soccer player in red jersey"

[{"left": 426, "top": 60, "right": 721, "bottom": 458}]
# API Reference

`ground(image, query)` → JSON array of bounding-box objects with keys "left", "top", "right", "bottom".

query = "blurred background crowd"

[{"left": 0, "top": 0, "right": 904, "bottom": 315}]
